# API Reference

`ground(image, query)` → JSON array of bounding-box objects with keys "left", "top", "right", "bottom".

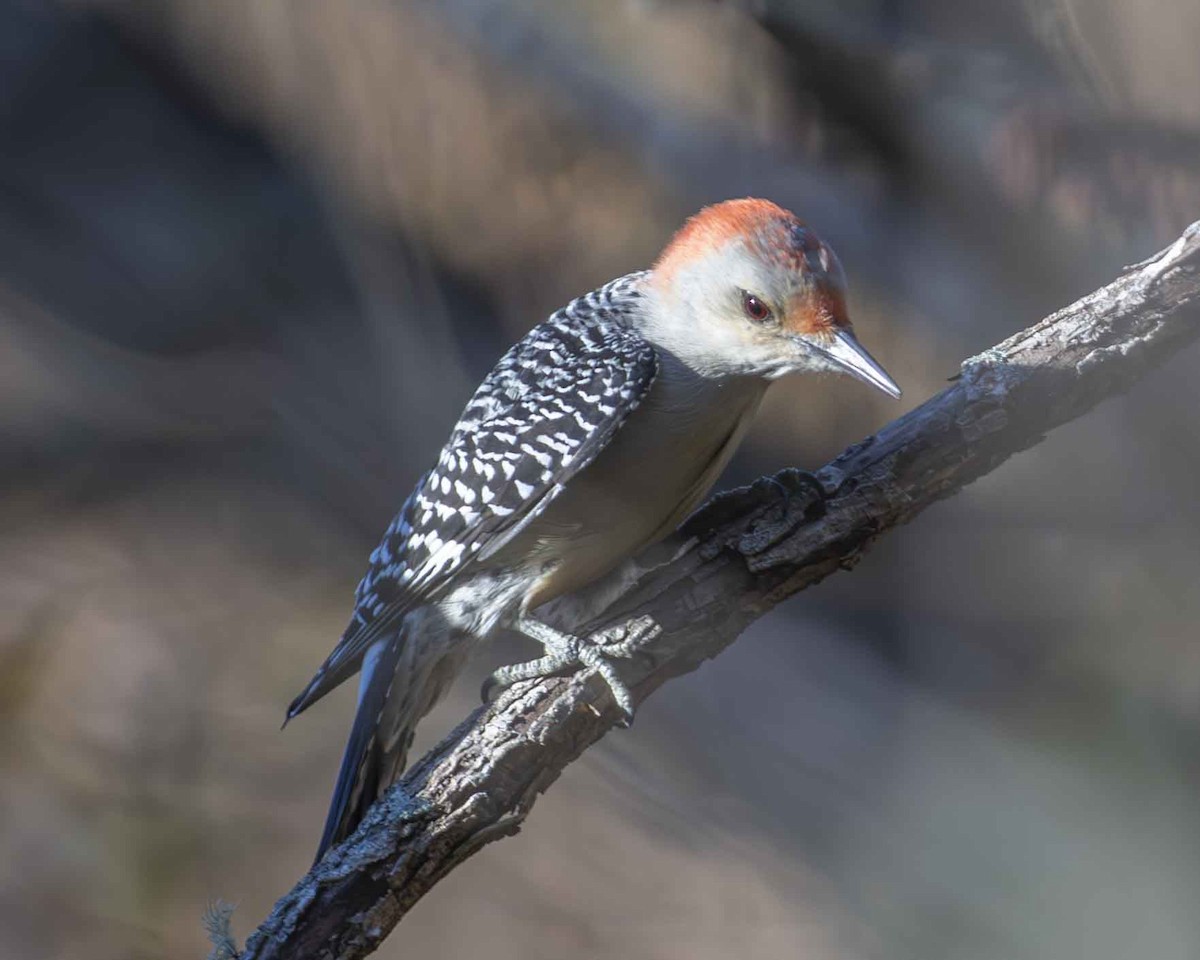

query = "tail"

[{"left": 313, "top": 623, "right": 465, "bottom": 863}]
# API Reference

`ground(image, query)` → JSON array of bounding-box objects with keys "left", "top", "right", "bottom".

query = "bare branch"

[{"left": 237, "top": 222, "right": 1200, "bottom": 960}]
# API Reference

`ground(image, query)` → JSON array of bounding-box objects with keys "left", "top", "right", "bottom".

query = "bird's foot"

[
  {"left": 482, "top": 615, "right": 661, "bottom": 725},
  {"left": 680, "top": 467, "right": 827, "bottom": 540}
]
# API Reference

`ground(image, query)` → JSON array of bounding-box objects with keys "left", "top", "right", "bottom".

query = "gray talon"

[
  {"left": 482, "top": 654, "right": 570, "bottom": 703},
  {"left": 482, "top": 615, "right": 660, "bottom": 721}
]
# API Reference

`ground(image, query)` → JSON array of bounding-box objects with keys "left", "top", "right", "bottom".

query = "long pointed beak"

[{"left": 815, "top": 329, "right": 901, "bottom": 399}]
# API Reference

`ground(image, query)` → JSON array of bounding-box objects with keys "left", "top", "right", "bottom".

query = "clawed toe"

[
  {"left": 481, "top": 615, "right": 662, "bottom": 723},
  {"left": 481, "top": 652, "right": 577, "bottom": 703}
]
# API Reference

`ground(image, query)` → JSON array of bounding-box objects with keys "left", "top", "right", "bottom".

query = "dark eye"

[{"left": 742, "top": 291, "right": 772, "bottom": 324}]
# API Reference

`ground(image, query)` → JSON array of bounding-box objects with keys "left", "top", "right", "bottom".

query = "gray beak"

[{"left": 814, "top": 329, "right": 901, "bottom": 399}]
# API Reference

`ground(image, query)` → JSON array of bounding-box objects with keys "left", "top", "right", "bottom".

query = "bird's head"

[{"left": 647, "top": 198, "right": 900, "bottom": 398}]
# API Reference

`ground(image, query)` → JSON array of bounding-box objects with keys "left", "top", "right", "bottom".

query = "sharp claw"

[
  {"left": 482, "top": 652, "right": 578, "bottom": 704},
  {"left": 590, "top": 659, "right": 636, "bottom": 723},
  {"left": 614, "top": 689, "right": 636, "bottom": 727}
]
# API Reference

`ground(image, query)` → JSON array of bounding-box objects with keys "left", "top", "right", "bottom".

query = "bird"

[{"left": 286, "top": 198, "right": 901, "bottom": 862}]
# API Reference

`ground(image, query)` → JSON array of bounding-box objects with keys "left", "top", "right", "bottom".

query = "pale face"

[{"left": 645, "top": 235, "right": 900, "bottom": 398}]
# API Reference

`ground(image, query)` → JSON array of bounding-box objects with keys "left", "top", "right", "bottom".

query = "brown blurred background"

[{"left": 3, "top": 1, "right": 1200, "bottom": 957}]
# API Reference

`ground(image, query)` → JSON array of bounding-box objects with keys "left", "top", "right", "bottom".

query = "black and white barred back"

[{"left": 286, "top": 271, "right": 658, "bottom": 722}]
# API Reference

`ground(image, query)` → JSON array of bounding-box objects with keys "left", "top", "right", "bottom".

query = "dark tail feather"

[
  {"left": 314, "top": 632, "right": 410, "bottom": 863},
  {"left": 285, "top": 614, "right": 401, "bottom": 727},
  {"left": 312, "top": 624, "right": 469, "bottom": 864}
]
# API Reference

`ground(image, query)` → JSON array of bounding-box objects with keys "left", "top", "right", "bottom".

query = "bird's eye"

[{"left": 742, "top": 292, "right": 773, "bottom": 324}]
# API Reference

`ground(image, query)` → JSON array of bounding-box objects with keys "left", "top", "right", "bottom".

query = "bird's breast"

[{"left": 510, "top": 365, "right": 767, "bottom": 609}]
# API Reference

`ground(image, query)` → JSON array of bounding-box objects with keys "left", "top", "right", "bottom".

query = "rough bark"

[{"left": 235, "top": 221, "right": 1200, "bottom": 960}]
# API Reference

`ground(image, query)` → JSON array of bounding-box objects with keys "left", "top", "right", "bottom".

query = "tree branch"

[{"left": 236, "top": 222, "right": 1200, "bottom": 960}]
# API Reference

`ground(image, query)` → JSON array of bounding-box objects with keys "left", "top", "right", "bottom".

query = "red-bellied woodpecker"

[{"left": 287, "top": 198, "right": 901, "bottom": 861}]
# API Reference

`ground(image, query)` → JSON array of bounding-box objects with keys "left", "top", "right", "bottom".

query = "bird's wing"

[{"left": 286, "top": 276, "right": 657, "bottom": 720}]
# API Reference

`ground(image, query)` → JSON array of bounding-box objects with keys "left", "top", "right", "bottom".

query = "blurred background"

[{"left": 3, "top": 1, "right": 1200, "bottom": 957}]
